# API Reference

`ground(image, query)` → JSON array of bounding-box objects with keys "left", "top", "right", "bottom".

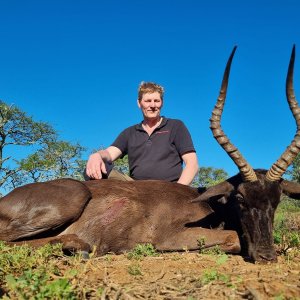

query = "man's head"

[{"left": 137, "top": 82, "right": 164, "bottom": 121}]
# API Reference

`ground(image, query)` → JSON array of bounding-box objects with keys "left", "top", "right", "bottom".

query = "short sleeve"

[
  {"left": 111, "top": 128, "right": 129, "bottom": 155},
  {"left": 173, "top": 120, "right": 196, "bottom": 156}
]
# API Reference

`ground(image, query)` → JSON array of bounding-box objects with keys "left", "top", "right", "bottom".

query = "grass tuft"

[
  {"left": 126, "top": 243, "right": 158, "bottom": 260},
  {"left": 274, "top": 197, "right": 300, "bottom": 256}
]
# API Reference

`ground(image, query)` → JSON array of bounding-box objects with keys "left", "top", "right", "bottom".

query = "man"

[{"left": 86, "top": 82, "right": 199, "bottom": 185}]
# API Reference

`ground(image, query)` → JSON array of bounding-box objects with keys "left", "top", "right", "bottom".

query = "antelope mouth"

[{"left": 253, "top": 249, "right": 278, "bottom": 263}]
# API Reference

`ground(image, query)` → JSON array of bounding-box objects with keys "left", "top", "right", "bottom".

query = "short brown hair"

[{"left": 138, "top": 82, "right": 164, "bottom": 101}]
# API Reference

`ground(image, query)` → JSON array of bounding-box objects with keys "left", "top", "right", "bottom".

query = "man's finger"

[{"left": 100, "top": 162, "right": 107, "bottom": 175}]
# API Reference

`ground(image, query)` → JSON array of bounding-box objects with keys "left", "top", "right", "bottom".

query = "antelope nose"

[{"left": 257, "top": 251, "right": 278, "bottom": 263}]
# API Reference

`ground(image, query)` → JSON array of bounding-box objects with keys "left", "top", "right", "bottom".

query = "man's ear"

[{"left": 137, "top": 99, "right": 141, "bottom": 108}]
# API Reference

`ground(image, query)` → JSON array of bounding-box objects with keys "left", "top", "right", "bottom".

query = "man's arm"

[
  {"left": 177, "top": 152, "right": 199, "bottom": 185},
  {"left": 86, "top": 146, "right": 122, "bottom": 179}
]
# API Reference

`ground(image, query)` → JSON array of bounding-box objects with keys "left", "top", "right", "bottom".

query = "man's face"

[{"left": 137, "top": 92, "right": 163, "bottom": 120}]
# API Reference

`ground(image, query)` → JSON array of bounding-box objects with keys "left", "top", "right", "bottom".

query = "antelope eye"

[{"left": 236, "top": 193, "right": 244, "bottom": 202}]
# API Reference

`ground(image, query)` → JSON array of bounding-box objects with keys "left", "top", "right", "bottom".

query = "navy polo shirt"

[{"left": 111, "top": 117, "right": 196, "bottom": 182}]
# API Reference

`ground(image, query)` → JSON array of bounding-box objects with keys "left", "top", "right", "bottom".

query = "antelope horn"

[
  {"left": 210, "top": 46, "right": 258, "bottom": 182},
  {"left": 266, "top": 45, "right": 300, "bottom": 181}
]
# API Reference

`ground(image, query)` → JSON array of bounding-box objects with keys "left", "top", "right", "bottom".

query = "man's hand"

[
  {"left": 86, "top": 152, "right": 107, "bottom": 179},
  {"left": 86, "top": 147, "right": 122, "bottom": 180}
]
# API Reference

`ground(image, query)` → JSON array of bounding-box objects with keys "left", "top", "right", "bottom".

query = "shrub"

[
  {"left": 274, "top": 197, "right": 300, "bottom": 255},
  {"left": 126, "top": 243, "right": 158, "bottom": 260},
  {"left": 0, "top": 243, "right": 80, "bottom": 299}
]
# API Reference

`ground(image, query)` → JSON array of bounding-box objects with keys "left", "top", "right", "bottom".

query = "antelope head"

[{"left": 193, "top": 46, "right": 300, "bottom": 262}]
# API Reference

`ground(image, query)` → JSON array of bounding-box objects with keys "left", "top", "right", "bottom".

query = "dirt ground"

[{"left": 65, "top": 251, "right": 300, "bottom": 299}]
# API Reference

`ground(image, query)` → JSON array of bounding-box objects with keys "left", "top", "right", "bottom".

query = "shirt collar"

[{"left": 136, "top": 116, "right": 168, "bottom": 131}]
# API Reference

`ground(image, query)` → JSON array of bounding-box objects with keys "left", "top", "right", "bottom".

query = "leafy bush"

[
  {"left": 274, "top": 197, "right": 300, "bottom": 255},
  {"left": 126, "top": 243, "right": 158, "bottom": 260},
  {"left": 5, "top": 270, "right": 76, "bottom": 300},
  {"left": 0, "top": 242, "right": 80, "bottom": 299},
  {"left": 0, "top": 242, "right": 62, "bottom": 279}
]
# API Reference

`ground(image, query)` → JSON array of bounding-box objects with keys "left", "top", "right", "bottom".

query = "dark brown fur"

[
  {"left": 0, "top": 178, "right": 240, "bottom": 256},
  {"left": 1, "top": 171, "right": 299, "bottom": 262}
]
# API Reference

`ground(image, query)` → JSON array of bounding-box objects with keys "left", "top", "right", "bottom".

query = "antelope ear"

[
  {"left": 190, "top": 181, "right": 234, "bottom": 203},
  {"left": 280, "top": 179, "right": 300, "bottom": 199}
]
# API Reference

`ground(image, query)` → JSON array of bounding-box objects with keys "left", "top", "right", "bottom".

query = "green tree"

[
  {"left": 193, "top": 166, "right": 229, "bottom": 187},
  {"left": 111, "top": 157, "right": 229, "bottom": 188},
  {"left": 0, "top": 100, "right": 85, "bottom": 193},
  {"left": 114, "top": 155, "right": 129, "bottom": 175},
  {"left": 286, "top": 153, "right": 300, "bottom": 182}
]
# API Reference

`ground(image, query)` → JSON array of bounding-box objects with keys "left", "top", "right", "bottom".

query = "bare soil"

[{"left": 64, "top": 251, "right": 300, "bottom": 299}]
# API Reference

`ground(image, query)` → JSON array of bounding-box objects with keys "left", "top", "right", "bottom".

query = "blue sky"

[{"left": 1, "top": 0, "right": 300, "bottom": 177}]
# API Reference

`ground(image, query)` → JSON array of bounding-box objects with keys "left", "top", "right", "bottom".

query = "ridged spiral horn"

[
  {"left": 266, "top": 45, "right": 300, "bottom": 181},
  {"left": 210, "top": 46, "right": 258, "bottom": 182}
]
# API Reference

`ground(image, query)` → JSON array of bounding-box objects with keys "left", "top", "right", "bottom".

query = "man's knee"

[{"left": 108, "top": 169, "right": 134, "bottom": 181}]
